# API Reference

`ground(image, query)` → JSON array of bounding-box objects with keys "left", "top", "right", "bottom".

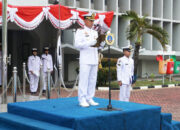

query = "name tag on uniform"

[{"left": 117, "top": 64, "right": 121, "bottom": 66}]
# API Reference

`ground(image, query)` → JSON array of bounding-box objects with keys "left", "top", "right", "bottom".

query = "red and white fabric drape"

[{"left": 0, "top": 2, "right": 114, "bottom": 32}]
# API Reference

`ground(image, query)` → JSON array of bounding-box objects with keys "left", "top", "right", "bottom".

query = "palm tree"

[{"left": 121, "top": 11, "right": 169, "bottom": 81}]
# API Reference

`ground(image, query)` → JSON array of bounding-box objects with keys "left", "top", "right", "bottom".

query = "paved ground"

[
  {"left": 1, "top": 87, "right": 180, "bottom": 121},
  {"left": 51, "top": 87, "right": 180, "bottom": 121}
]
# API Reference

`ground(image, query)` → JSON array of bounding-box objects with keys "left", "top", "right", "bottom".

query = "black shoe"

[
  {"left": 42, "top": 90, "right": 46, "bottom": 93},
  {"left": 31, "top": 92, "right": 36, "bottom": 95}
]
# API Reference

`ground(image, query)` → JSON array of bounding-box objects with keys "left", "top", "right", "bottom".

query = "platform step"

[
  {"left": 0, "top": 113, "right": 72, "bottom": 130},
  {"left": 161, "top": 113, "right": 172, "bottom": 124},
  {"left": 160, "top": 113, "right": 173, "bottom": 130},
  {"left": 172, "top": 120, "right": 180, "bottom": 130},
  {"left": 0, "top": 123, "right": 18, "bottom": 130}
]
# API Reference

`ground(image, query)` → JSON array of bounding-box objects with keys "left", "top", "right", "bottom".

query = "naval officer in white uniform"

[
  {"left": 117, "top": 45, "right": 134, "bottom": 102},
  {"left": 41, "top": 47, "right": 53, "bottom": 93},
  {"left": 28, "top": 48, "right": 41, "bottom": 95},
  {"left": 75, "top": 13, "right": 103, "bottom": 107},
  {"left": 0, "top": 45, "right": 2, "bottom": 87}
]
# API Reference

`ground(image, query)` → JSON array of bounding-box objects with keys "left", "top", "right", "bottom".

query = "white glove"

[
  {"left": 100, "top": 41, "right": 106, "bottom": 47},
  {"left": 90, "top": 40, "right": 97, "bottom": 46},
  {"left": 98, "top": 41, "right": 106, "bottom": 50}
]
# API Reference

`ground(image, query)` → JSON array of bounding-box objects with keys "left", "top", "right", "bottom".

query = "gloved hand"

[
  {"left": 100, "top": 41, "right": 106, "bottom": 47},
  {"left": 92, "top": 34, "right": 105, "bottom": 47},
  {"left": 98, "top": 41, "right": 106, "bottom": 50},
  {"left": 91, "top": 39, "right": 97, "bottom": 46}
]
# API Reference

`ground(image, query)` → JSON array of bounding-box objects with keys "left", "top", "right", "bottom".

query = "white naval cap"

[
  {"left": 32, "top": 48, "right": 38, "bottom": 51},
  {"left": 83, "top": 12, "right": 96, "bottom": 20},
  {"left": 122, "top": 45, "right": 133, "bottom": 52},
  {"left": 44, "top": 47, "right": 49, "bottom": 50}
]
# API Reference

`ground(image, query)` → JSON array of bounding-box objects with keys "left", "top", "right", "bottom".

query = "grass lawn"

[{"left": 99, "top": 79, "right": 180, "bottom": 89}]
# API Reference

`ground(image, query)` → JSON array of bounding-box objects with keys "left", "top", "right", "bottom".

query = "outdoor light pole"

[{"left": 2, "top": 0, "right": 8, "bottom": 104}]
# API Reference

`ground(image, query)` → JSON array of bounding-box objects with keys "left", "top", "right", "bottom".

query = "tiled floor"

[{"left": 1, "top": 87, "right": 180, "bottom": 121}]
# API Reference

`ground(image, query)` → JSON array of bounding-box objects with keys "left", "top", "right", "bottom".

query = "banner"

[{"left": 0, "top": 2, "right": 114, "bottom": 32}]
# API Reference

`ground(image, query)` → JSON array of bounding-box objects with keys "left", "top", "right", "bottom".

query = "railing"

[{"left": 0, "top": 63, "right": 79, "bottom": 104}]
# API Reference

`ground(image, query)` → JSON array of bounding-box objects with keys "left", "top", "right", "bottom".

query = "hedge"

[
  {"left": 101, "top": 58, "right": 118, "bottom": 67},
  {"left": 97, "top": 58, "right": 118, "bottom": 86},
  {"left": 97, "top": 66, "right": 117, "bottom": 86}
]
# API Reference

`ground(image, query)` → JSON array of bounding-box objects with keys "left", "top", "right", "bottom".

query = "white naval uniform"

[
  {"left": 117, "top": 56, "right": 134, "bottom": 102},
  {"left": 28, "top": 55, "right": 41, "bottom": 92},
  {"left": 75, "top": 26, "right": 98, "bottom": 104},
  {"left": 0, "top": 51, "right": 2, "bottom": 86},
  {"left": 41, "top": 54, "right": 53, "bottom": 90}
]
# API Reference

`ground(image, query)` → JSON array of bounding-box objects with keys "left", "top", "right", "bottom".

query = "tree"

[{"left": 121, "top": 11, "right": 169, "bottom": 80}]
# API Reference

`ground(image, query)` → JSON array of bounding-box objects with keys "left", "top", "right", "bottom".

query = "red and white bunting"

[{"left": 0, "top": 2, "right": 114, "bottom": 32}]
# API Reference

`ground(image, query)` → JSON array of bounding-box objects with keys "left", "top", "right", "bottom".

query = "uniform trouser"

[
  {"left": 119, "top": 84, "right": 131, "bottom": 102},
  {"left": 0, "top": 68, "right": 1, "bottom": 85},
  {"left": 29, "top": 74, "right": 39, "bottom": 92},
  {"left": 78, "top": 64, "right": 98, "bottom": 103},
  {"left": 43, "top": 72, "right": 47, "bottom": 90}
]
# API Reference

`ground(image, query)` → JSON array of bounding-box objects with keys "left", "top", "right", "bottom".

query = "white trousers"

[
  {"left": 119, "top": 84, "right": 131, "bottom": 102},
  {"left": 29, "top": 74, "right": 39, "bottom": 92},
  {"left": 78, "top": 64, "right": 98, "bottom": 103},
  {"left": 0, "top": 68, "right": 1, "bottom": 85},
  {"left": 43, "top": 72, "right": 47, "bottom": 90}
]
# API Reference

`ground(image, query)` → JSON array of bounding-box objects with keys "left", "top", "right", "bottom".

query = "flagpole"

[
  {"left": 58, "top": 0, "right": 61, "bottom": 62},
  {"left": 58, "top": 0, "right": 61, "bottom": 96},
  {"left": 2, "top": 0, "right": 8, "bottom": 104}
]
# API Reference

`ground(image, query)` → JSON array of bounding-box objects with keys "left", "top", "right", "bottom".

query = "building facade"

[{"left": 2, "top": 0, "right": 180, "bottom": 81}]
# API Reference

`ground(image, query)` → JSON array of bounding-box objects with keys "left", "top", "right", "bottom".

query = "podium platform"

[{"left": 0, "top": 97, "right": 179, "bottom": 130}]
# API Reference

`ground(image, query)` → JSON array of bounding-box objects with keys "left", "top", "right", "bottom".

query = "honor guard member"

[
  {"left": 117, "top": 45, "right": 134, "bottom": 102},
  {"left": 0, "top": 44, "right": 2, "bottom": 87},
  {"left": 28, "top": 48, "right": 41, "bottom": 95},
  {"left": 75, "top": 13, "right": 101, "bottom": 107},
  {"left": 41, "top": 47, "right": 53, "bottom": 93}
]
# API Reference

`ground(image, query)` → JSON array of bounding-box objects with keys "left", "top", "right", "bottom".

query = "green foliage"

[
  {"left": 121, "top": 10, "right": 169, "bottom": 48},
  {"left": 101, "top": 58, "right": 118, "bottom": 67},
  {"left": 121, "top": 10, "right": 169, "bottom": 76},
  {"left": 97, "top": 67, "right": 117, "bottom": 86},
  {"left": 101, "top": 80, "right": 180, "bottom": 88},
  {"left": 97, "top": 58, "right": 118, "bottom": 86},
  {"left": 150, "top": 73, "right": 155, "bottom": 79},
  {"left": 150, "top": 73, "right": 155, "bottom": 82}
]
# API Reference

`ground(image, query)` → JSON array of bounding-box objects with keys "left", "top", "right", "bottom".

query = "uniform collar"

[
  {"left": 123, "top": 55, "right": 130, "bottom": 60},
  {"left": 84, "top": 26, "right": 92, "bottom": 31}
]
